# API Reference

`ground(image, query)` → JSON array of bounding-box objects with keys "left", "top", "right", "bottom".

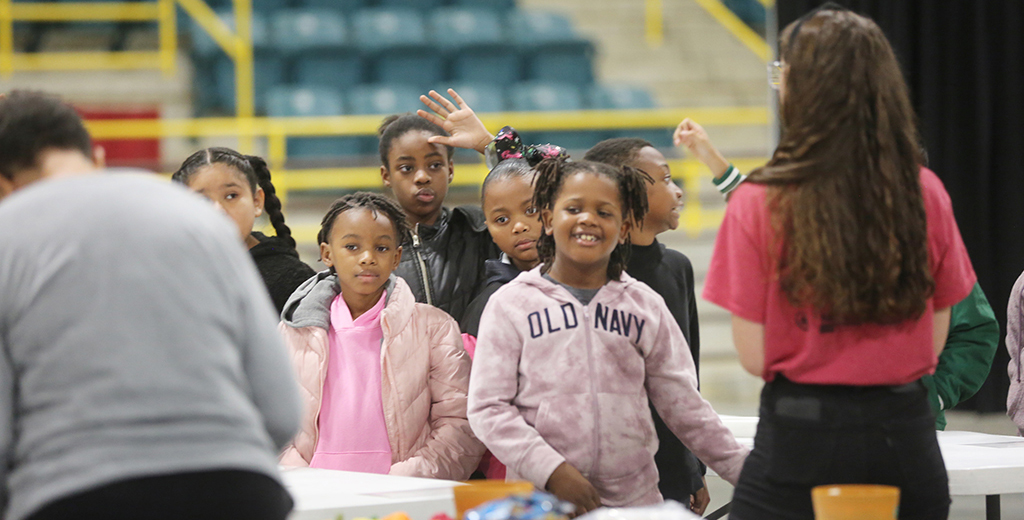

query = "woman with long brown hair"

[{"left": 703, "top": 5, "right": 975, "bottom": 519}]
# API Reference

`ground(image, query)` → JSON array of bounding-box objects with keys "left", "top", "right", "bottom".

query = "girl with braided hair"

[
  {"left": 173, "top": 147, "right": 315, "bottom": 313},
  {"left": 467, "top": 158, "right": 747, "bottom": 512},
  {"left": 277, "top": 192, "right": 484, "bottom": 479}
]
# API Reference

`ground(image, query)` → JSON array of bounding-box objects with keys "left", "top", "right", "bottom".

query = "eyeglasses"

[{"left": 767, "top": 61, "right": 783, "bottom": 90}]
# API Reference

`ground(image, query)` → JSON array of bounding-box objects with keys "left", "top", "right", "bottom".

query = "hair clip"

[{"left": 485, "top": 126, "right": 568, "bottom": 169}]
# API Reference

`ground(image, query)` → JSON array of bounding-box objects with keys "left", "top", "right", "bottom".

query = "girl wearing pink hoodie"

[
  {"left": 468, "top": 159, "right": 748, "bottom": 513},
  {"left": 279, "top": 192, "right": 484, "bottom": 480}
]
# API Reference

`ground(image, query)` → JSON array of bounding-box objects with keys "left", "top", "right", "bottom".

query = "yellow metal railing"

[
  {"left": 85, "top": 107, "right": 769, "bottom": 237},
  {"left": 0, "top": 0, "right": 254, "bottom": 146},
  {"left": 270, "top": 155, "right": 766, "bottom": 244},
  {"left": 0, "top": 0, "right": 177, "bottom": 76}
]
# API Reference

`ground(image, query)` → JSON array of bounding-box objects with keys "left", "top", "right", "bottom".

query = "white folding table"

[
  {"left": 717, "top": 416, "right": 1024, "bottom": 520},
  {"left": 282, "top": 467, "right": 460, "bottom": 520}
]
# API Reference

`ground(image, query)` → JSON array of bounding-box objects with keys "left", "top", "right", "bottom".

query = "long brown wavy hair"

[{"left": 747, "top": 7, "right": 934, "bottom": 325}]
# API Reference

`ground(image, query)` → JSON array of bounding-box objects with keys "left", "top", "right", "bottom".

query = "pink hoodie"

[
  {"left": 468, "top": 268, "right": 748, "bottom": 506},
  {"left": 278, "top": 272, "right": 485, "bottom": 479}
]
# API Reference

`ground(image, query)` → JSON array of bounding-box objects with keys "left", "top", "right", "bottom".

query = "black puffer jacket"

[
  {"left": 249, "top": 231, "right": 316, "bottom": 315},
  {"left": 393, "top": 205, "right": 500, "bottom": 324}
]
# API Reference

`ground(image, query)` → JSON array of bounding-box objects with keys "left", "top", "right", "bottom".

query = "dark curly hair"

[
  {"left": 318, "top": 191, "right": 410, "bottom": 248},
  {"left": 172, "top": 147, "right": 296, "bottom": 248},
  {"left": 481, "top": 158, "right": 535, "bottom": 201},
  {"left": 0, "top": 90, "right": 92, "bottom": 180},
  {"left": 583, "top": 137, "right": 654, "bottom": 172},
  {"left": 531, "top": 158, "right": 649, "bottom": 280},
  {"left": 747, "top": 8, "right": 933, "bottom": 325},
  {"left": 378, "top": 113, "right": 453, "bottom": 169}
]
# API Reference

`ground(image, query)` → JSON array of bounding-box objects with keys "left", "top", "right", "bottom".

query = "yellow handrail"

[
  {"left": 692, "top": 0, "right": 771, "bottom": 62},
  {"left": 0, "top": 0, "right": 178, "bottom": 77},
  {"left": 0, "top": 0, "right": 253, "bottom": 150},
  {"left": 645, "top": 0, "right": 664, "bottom": 48},
  {"left": 271, "top": 156, "right": 766, "bottom": 241}
]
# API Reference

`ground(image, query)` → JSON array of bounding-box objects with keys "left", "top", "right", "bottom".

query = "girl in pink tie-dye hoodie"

[{"left": 468, "top": 159, "right": 748, "bottom": 513}]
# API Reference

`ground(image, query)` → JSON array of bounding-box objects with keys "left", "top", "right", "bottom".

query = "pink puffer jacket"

[{"left": 278, "top": 272, "right": 485, "bottom": 480}]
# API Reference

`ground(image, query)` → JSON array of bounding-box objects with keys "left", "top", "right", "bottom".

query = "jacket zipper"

[
  {"left": 411, "top": 224, "right": 433, "bottom": 306},
  {"left": 582, "top": 306, "right": 601, "bottom": 476}
]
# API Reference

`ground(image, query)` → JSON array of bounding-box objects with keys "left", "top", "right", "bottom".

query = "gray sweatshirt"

[{"left": 0, "top": 173, "right": 301, "bottom": 520}]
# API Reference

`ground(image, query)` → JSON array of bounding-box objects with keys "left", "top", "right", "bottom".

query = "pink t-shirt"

[
  {"left": 310, "top": 291, "right": 393, "bottom": 473},
  {"left": 703, "top": 167, "right": 976, "bottom": 386}
]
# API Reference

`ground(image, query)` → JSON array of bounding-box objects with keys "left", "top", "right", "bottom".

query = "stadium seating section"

[{"left": 12, "top": 0, "right": 671, "bottom": 156}]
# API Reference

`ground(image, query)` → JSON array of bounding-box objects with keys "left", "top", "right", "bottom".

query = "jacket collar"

[
  {"left": 281, "top": 271, "right": 410, "bottom": 330},
  {"left": 517, "top": 265, "right": 635, "bottom": 305}
]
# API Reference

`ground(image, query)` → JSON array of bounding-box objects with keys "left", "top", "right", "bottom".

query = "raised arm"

[
  {"left": 417, "top": 89, "right": 494, "bottom": 153},
  {"left": 674, "top": 118, "right": 745, "bottom": 197}
]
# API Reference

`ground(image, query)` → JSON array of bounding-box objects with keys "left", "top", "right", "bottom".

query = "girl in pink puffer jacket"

[{"left": 279, "top": 192, "right": 484, "bottom": 480}]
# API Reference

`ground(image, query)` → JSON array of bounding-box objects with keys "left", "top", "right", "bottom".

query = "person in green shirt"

[{"left": 675, "top": 118, "right": 1000, "bottom": 429}]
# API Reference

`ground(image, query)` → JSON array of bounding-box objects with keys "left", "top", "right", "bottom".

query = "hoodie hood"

[
  {"left": 517, "top": 265, "right": 636, "bottom": 305},
  {"left": 281, "top": 271, "right": 402, "bottom": 329}
]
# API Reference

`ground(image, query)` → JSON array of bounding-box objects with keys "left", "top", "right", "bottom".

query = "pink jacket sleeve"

[
  {"left": 467, "top": 300, "right": 566, "bottom": 489},
  {"left": 390, "top": 314, "right": 485, "bottom": 480},
  {"left": 644, "top": 303, "right": 749, "bottom": 485}
]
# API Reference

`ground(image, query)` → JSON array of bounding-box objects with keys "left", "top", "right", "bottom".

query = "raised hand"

[
  {"left": 416, "top": 89, "right": 493, "bottom": 154},
  {"left": 673, "top": 118, "right": 729, "bottom": 178}
]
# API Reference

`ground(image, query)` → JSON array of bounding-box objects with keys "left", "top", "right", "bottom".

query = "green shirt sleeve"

[{"left": 923, "top": 282, "right": 1000, "bottom": 430}]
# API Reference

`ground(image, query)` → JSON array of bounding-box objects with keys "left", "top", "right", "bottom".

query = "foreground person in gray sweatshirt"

[{"left": 0, "top": 90, "right": 301, "bottom": 520}]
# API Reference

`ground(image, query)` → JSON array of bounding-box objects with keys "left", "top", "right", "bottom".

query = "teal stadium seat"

[
  {"left": 507, "top": 10, "right": 594, "bottom": 85},
  {"left": 265, "top": 87, "right": 362, "bottom": 158},
  {"left": 272, "top": 9, "right": 363, "bottom": 88},
  {"left": 442, "top": 83, "right": 506, "bottom": 114},
  {"left": 587, "top": 85, "right": 656, "bottom": 110},
  {"left": 271, "top": 9, "right": 347, "bottom": 52},
  {"left": 453, "top": 0, "right": 514, "bottom": 11},
  {"left": 352, "top": 9, "right": 440, "bottom": 89},
  {"left": 201, "top": 11, "right": 283, "bottom": 114},
  {"left": 510, "top": 81, "right": 598, "bottom": 151},
  {"left": 373, "top": 50, "right": 445, "bottom": 90},
  {"left": 349, "top": 84, "right": 425, "bottom": 115},
  {"left": 377, "top": 0, "right": 445, "bottom": 10},
  {"left": 429, "top": 7, "right": 520, "bottom": 85},
  {"left": 299, "top": 0, "right": 368, "bottom": 10},
  {"left": 349, "top": 84, "right": 426, "bottom": 155},
  {"left": 353, "top": 9, "right": 426, "bottom": 51},
  {"left": 507, "top": 10, "right": 577, "bottom": 44},
  {"left": 587, "top": 85, "right": 671, "bottom": 147},
  {"left": 429, "top": 8, "right": 502, "bottom": 50}
]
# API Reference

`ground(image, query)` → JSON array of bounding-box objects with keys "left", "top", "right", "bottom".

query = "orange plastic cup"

[
  {"left": 453, "top": 480, "right": 534, "bottom": 519},
  {"left": 812, "top": 484, "right": 900, "bottom": 520}
]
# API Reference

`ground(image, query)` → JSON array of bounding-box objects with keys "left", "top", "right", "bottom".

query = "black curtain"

[{"left": 776, "top": 1, "right": 1024, "bottom": 412}]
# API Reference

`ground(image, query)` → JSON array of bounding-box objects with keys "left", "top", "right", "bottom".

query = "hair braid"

[{"left": 247, "top": 155, "right": 294, "bottom": 248}]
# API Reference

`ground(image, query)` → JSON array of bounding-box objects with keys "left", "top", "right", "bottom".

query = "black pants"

[
  {"left": 26, "top": 469, "right": 294, "bottom": 520},
  {"left": 729, "top": 376, "right": 950, "bottom": 520}
]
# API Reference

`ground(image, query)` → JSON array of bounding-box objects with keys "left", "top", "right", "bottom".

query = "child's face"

[
  {"left": 187, "top": 163, "right": 264, "bottom": 242},
  {"left": 483, "top": 175, "right": 542, "bottom": 271},
  {"left": 320, "top": 208, "right": 403, "bottom": 298},
  {"left": 542, "top": 172, "right": 630, "bottom": 271},
  {"left": 380, "top": 130, "right": 453, "bottom": 227},
  {"left": 630, "top": 146, "right": 683, "bottom": 234}
]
